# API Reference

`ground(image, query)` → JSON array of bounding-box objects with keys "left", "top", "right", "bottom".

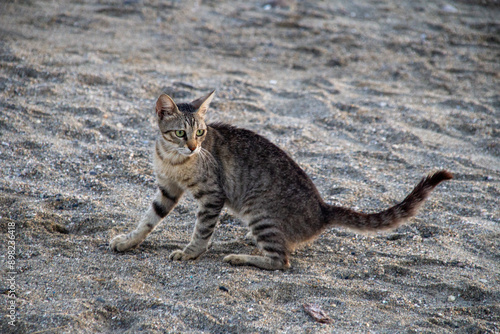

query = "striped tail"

[{"left": 323, "top": 170, "right": 453, "bottom": 232}]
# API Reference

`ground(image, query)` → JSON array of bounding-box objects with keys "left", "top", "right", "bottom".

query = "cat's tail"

[{"left": 323, "top": 170, "right": 453, "bottom": 232}]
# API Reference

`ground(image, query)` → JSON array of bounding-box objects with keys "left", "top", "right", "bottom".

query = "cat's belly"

[{"left": 223, "top": 200, "right": 252, "bottom": 226}]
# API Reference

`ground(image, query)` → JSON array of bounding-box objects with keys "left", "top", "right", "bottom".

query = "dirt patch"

[{"left": 0, "top": 0, "right": 498, "bottom": 333}]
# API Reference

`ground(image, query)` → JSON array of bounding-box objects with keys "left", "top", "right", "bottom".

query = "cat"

[{"left": 110, "top": 91, "right": 453, "bottom": 270}]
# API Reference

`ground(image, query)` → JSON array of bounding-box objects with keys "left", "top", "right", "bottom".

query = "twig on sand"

[{"left": 303, "top": 303, "right": 333, "bottom": 324}]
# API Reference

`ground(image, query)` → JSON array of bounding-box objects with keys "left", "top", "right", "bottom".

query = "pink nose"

[{"left": 188, "top": 144, "right": 196, "bottom": 152}]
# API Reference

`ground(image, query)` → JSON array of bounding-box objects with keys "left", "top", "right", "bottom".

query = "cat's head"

[{"left": 155, "top": 90, "right": 215, "bottom": 157}]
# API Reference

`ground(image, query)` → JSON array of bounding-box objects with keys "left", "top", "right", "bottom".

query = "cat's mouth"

[{"left": 177, "top": 147, "right": 200, "bottom": 157}]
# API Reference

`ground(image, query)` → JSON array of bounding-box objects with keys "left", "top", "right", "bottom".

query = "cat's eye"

[
  {"left": 175, "top": 130, "right": 186, "bottom": 137},
  {"left": 196, "top": 129, "right": 205, "bottom": 137}
]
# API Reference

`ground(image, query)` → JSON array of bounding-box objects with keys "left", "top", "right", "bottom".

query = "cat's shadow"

[{"left": 138, "top": 237, "right": 253, "bottom": 254}]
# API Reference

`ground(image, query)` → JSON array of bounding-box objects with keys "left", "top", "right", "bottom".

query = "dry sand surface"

[{"left": 1, "top": 0, "right": 499, "bottom": 333}]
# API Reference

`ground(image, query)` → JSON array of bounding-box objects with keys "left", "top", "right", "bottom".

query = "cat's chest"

[{"left": 154, "top": 155, "right": 200, "bottom": 185}]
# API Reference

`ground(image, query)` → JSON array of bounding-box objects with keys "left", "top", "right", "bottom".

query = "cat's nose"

[{"left": 187, "top": 143, "right": 197, "bottom": 152}]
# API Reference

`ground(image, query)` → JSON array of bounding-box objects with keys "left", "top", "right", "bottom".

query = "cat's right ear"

[
  {"left": 156, "top": 94, "right": 180, "bottom": 120},
  {"left": 191, "top": 90, "right": 215, "bottom": 118}
]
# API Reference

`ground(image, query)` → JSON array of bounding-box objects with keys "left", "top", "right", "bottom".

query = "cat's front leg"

[
  {"left": 170, "top": 194, "right": 224, "bottom": 261},
  {"left": 110, "top": 184, "right": 182, "bottom": 251}
]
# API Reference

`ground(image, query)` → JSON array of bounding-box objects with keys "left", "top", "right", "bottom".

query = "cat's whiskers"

[
  {"left": 158, "top": 141, "right": 192, "bottom": 164},
  {"left": 198, "top": 147, "right": 217, "bottom": 169}
]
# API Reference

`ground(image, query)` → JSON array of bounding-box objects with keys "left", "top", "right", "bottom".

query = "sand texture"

[{"left": 1, "top": 0, "right": 499, "bottom": 333}]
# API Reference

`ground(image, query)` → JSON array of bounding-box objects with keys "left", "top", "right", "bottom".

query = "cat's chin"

[
  {"left": 161, "top": 149, "right": 196, "bottom": 164},
  {"left": 177, "top": 149, "right": 199, "bottom": 157}
]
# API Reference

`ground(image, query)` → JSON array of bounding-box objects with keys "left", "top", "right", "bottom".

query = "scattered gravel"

[{"left": 0, "top": 1, "right": 499, "bottom": 333}]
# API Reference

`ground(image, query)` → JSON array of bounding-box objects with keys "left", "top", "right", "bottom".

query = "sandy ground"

[{"left": 1, "top": 0, "right": 499, "bottom": 333}]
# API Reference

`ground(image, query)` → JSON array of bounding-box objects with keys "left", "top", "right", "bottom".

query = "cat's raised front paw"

[{"left": 110, "top": 234, "right": 138, "bottom": 252}]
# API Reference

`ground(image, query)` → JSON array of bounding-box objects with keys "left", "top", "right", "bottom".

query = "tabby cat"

[{"left": 110, "top": 91, "right": 453, "bottom": 270}]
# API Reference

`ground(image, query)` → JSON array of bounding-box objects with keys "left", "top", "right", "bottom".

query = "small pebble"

[
  {"left": 447, "top": 295, "right": 456, "bottom": 302},
  {"left": 50, "top": 222, "right": 69, "bottom": 234},
  {"left": 442, "top": 4, "right": 458, "bottom": 13}
]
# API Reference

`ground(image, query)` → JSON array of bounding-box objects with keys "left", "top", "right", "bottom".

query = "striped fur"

[{"left": 110, "top": 91, "right": 453, "bottom": 270}]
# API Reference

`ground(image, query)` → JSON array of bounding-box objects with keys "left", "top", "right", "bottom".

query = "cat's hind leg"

[
  {"left": 223, "top": 218, "right": 290, "bottom": 270},
  {"left": 110, "top": 185, "right": 182, "bottom": 251},
  {"left": 223, "top": 253, "right": 290, "bottom": 270}
]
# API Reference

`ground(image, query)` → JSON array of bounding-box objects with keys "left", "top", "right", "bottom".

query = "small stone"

[
  {"left": 448, "top": 295, "right": 456, "bottom": 302},
  {"left": 50, "top": 222, "right": 69, "bottom": 234},
  {"left": 413, "top": 235, "right": 423, "bottom": 242},
  {"left": 442, "top": 4, "right": 458, "bottom": 13}
]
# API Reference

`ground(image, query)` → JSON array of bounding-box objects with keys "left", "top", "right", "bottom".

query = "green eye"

[
  {"left": 196, "top": 129, "right": 205, "bottom": 137},
  {"left": 174, "top": 130, "right": 186, "bottom": 137}
]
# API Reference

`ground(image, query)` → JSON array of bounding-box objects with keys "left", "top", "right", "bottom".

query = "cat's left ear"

[
  {"left": 156, "top": 94, "right": 180, "bottom": 120},
  {"left": 191, "top": 90, "right": 215, "bottom": 117}
]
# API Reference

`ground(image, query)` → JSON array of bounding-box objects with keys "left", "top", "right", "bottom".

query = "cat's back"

[
  {"left": 207, "top": 122, "right": 298, "bottom": 169},
  {"left": 206, "top": 122, "right": 324, "bottom": 213}
]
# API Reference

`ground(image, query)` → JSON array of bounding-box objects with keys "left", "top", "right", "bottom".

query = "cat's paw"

[
  {"left": 223, "top": 254, "right": 247, "bottom": 266},
  {"left": 110, "top": 234, "right": 138, "bottom": 252},
  {"left": 244, "top": 231, "right": 257, "bottom": 245},
  {"left": 169, "top": 249, "right": 199, "bottom": 261}
]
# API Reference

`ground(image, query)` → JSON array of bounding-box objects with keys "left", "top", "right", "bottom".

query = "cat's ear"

[
  {"left": 191, "top": 90, "right": 215, "bottom": 117},
  {"left": 156, "top": 94, "right": 180, "bottom": 120}
]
